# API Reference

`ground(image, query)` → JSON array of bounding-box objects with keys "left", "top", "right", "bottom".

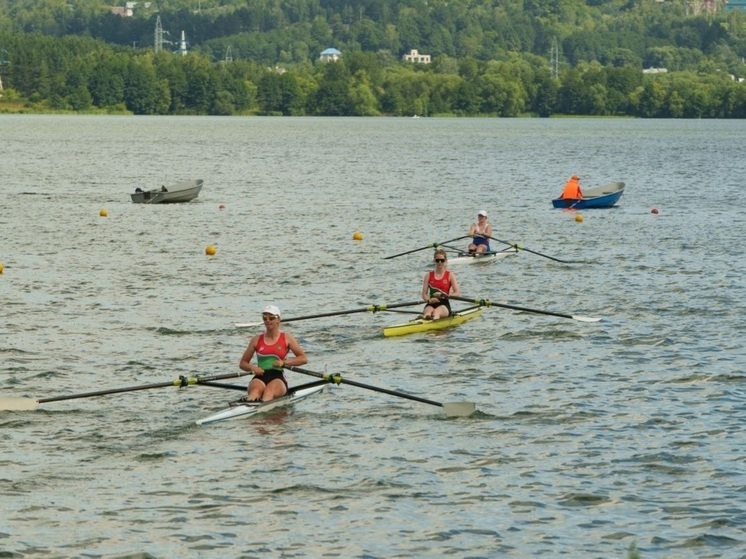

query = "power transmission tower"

[
  {"left": 0, "top": 48, "right": 9, "bottom": 93},
  {"left": 550, "top": 37, "right": 559, "bottom": 79},
  {"left": 155, "top": 16, "right": 163, "bottom": 52}
]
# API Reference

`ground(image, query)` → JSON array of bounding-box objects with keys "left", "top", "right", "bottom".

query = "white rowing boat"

[
  {"left": 196, "top": 383, "right": 325, "bottom": 425},
  {"left": 446, "top": 247, "right": 518, "bottom": 265}
]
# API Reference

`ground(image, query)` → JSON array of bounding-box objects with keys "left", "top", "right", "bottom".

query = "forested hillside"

[{"left": 1, "top": 0, "right": 745, "bottom": 116}]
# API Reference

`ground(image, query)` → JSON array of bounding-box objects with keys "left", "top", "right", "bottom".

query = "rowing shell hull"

[
  {"left": 196, "top": 384, "right": 325, "bottom": 425},
  {"left": 383, "top": 307, "right": 482, "bottom": 337},
  {"left": 447, "top": 248, "right": 518, "bottom": 265}
]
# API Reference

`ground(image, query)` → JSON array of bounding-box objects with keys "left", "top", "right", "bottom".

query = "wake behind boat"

[
  {"left": 383, "top": 306, "right": 482, "bottom": 337},
  {"left": 196, "top": 382, "right": 325, "bottom": 425},
  {"left": 131, "top": 179, "right": 204, "bottom": 204}
]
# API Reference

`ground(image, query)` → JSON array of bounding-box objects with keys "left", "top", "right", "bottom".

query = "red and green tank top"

[
  {"left": 256, "top": 332, "right": 289, "bottom": 370},
  {"left": 428, "top": 270, "right": 452, "bottom": 297}
]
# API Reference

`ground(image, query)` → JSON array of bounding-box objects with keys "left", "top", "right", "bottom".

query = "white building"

[
  {"left": 403, "top": 49, "right": 431, "bottom": 64},
  {"left": 320, "top": 48, "right": 342, "bottom": 62}
]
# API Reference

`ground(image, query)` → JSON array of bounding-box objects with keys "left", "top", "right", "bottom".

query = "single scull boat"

[
  {"left": 382, "top": 306, "right": 482, "bottom": 337},
  {"left": 196, "top": 382, "right": 326, "bottom": 425},
  {"left": 446, "top": 247, "right": 518, "bottom": 265}
]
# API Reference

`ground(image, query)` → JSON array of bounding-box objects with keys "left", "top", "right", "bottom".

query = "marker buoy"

[
  {"left": 99, "top": 209, "right": 108, "bottom": 217},
  {"left": 575, "top": 214, "right": 583, "bottom": 223},
  {"left": 219, "top": 204, "right": 226, "bottom": 210},
  {"left": 0, "top": 263, "right": 4, "bottom": 275},
  {"left": 651, "top": 208, "right": 659, "bottom": 214},
  {"left": 205, "top": 245, "right": 217, "bottom": 256},
  {"left": 353, "top": 231, "right": 363, "bottom": 241}
]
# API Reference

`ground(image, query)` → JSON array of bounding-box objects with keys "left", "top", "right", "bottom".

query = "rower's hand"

[{"left": 429, "top": 297, "right": 440, "bottom": 305}]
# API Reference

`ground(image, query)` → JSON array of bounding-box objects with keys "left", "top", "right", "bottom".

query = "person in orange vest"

[{"left": 561, "top": 175, "right": 583, "bottom": 199}]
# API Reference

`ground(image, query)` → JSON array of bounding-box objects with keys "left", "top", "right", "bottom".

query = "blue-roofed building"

[
  {"left": 726, "top": 0, "right": 746, "bottom": 9},
  {"left": 320, "top": 48, "right": 342, "bottom": 62}
]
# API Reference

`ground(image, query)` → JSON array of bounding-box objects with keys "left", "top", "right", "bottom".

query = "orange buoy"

[
  {"left": 205, "top": 245, "right": 217, "bottom": 256},
  {"left": 99, "top": 209, "right": 108, "bottom": 217},
  {"left": 575, "top": 214, "right": 583, "bottom": 223},
  {"left": 352, "top": 231, "right": 363, "bottom": 241}
]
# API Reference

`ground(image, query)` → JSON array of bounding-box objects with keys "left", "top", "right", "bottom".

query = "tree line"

[{"left": 0, "top": 0, "right": 745, "bottom": 117}]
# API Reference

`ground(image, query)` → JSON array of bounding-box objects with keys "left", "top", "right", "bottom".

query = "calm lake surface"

[{"left": 1, "top": 115, "right": 744, "bottom": 558}]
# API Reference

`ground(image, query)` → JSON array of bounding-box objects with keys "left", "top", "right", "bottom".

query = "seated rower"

[
  {"left": 467, "top": 210, "right": 492, "bottom": 254},
  {"left": 560, "top": 175, "right": 583, "bottom": 199}
]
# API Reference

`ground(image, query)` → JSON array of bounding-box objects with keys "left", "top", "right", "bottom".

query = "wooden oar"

[
  {"left": 452, "top": 295, "right": 601, "bottom": 323},
  {"left": 0, "top": 371, "right": 253, "bottom": 411},
  {"left": 383, "top": 236, "right": 471, "bottom": 260},
  {"left": 235, "top": 301, "right": 423, "bottom": 328},
  {"left": 487, "top": 236, "right": 578, "bottom": 264},
  {"left": 286, "top": 365, "right": 476, "bottom": 417}
]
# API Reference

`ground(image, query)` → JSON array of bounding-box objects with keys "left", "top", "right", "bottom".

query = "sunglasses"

[
  {"left": 262, "top": 314, "right": 278, "bottom": 320},
  {"left": 434, "top": 258, "right": 446, "bottom": 263}
]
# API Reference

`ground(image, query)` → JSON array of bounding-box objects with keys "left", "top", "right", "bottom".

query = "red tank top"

[
  {"left": 255, "top": 332, "right": 288, "bottom": 370},
  {"left": 428, "top": 270, "right": 452, "bottom": 297}
]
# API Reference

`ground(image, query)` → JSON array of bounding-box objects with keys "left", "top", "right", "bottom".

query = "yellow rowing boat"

[{"left": 382, "top": 306, "right": 482, "bottom": 337}]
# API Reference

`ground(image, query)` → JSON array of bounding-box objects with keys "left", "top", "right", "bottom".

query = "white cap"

[
  {"left": 262, "top": 305, "right": 281, "bottom": 318},
  {"left": 478, "top": 210, "right": 488, "bottom": 217}
]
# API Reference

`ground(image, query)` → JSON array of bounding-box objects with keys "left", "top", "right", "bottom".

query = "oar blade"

[
  {"left": 0, "top": 397, "right": 40, "bottom": 411},
  {"left": 442, "top": 402, "right": 476, "bottom": 417},
  {"left": 572, "top": 315, "right": 601, "bottom": 323}
]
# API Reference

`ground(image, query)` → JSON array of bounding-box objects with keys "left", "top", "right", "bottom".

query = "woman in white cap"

[
  {"left": 239, "top": 305, "right": 308, "bottom": 402},
  {"left": 467, "top": 210, "right": 492, "bottom": 253}
]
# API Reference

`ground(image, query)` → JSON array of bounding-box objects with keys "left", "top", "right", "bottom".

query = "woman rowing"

[
  {"left": 239, "top": 305, "right": 308, "bottom": 402},
  {"left": 421, "top": 249, "right": 461, "bottom": 319},
  {"left": 467, "top": 210, "right": 492, "bottom": 253}
]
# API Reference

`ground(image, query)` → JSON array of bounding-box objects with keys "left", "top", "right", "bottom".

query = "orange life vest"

[{"left": 561, "top": 176, "right": 582, "bottom": 199}]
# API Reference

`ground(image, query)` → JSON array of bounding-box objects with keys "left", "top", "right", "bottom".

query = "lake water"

[{"left": 1, "top": 115, "right": 744, "bottom": 558}]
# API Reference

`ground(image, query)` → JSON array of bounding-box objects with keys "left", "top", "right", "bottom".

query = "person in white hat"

[
  {"left": 467, "top": 210, "right": 493, "bottom": 253},
  {"left": 239, "top": 304, "right": 308, "bottom": 402}
]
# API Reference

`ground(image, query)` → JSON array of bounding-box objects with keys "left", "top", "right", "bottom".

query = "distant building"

[
  {"left": 642, "top": 67, "right": 668, "bottom": 74},
  {"left": 403, "top": 49, "right": 431, "bottom": 64},
  {"left": 320, "top": 48, "right": 342, "bottom": 62},
  {"left": 726, "top": 0, "right": 746, "bottom": 9},
  {"left": 110, "top": 2, "right": 151, "bottom": 17}
]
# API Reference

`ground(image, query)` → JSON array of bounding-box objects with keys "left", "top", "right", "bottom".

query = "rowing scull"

[
  {"left": 446, "top": 247, "right": 518, "bottom": 265},
  {"left": 382, "top": 306, "right": 482, "bottom": 337},
  {"left": 196, "top": 382, "right": 326, "bottom": 425}
]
